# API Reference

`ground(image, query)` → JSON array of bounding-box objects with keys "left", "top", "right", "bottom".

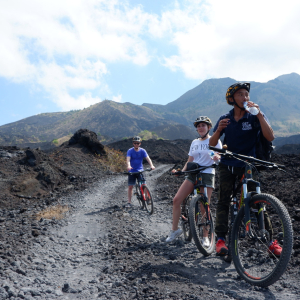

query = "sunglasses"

[{"left": 133, "top": 142, "right": 140, "bottom": 145}]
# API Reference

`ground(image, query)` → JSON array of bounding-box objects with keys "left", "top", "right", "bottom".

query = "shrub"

[
  {"left": 138, "top": 130, "right": 160, "bottom": 140},
  {"left": 99, "top": 147, "right": 127, "bottom": 172},
  {"left": 35, "top": 204, "right": 69, "bottom": 220}
]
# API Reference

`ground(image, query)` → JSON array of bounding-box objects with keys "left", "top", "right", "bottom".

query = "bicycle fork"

[
  {"left": 242, "top": 165, "right": 265, "bottom": 238},
  {"left": 195, "top": 186, "right": 211, "bottom": 226}
]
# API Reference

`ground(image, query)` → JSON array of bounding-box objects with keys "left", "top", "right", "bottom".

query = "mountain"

[
  {"left": 1, "top": 73, "right": 300, "bottom": 147},
  {"left": 144, "top": 73, "right": 300, "bottom": 136},
  {"left": 273, "top": 133, "right": 300, "bottom": 147},
  {"left": 0, "top": 100, "right": 192, "bottom": 146}
]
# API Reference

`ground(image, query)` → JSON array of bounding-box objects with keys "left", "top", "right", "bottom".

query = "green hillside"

[{"left": 1, "top": 73, "right": 300, "bottom": 147}]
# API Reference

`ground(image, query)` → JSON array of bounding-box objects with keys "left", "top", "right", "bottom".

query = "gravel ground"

[{"left": 1, "top": 164, "right": 299, "bottom": 300}]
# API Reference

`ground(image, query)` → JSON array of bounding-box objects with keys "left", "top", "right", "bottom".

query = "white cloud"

[
  {"left": 153, "top": 0, "right": 300, "bottom": 82},
  {"left": 0, "top": 0, "right": 151, "bottom": 110},
  {"left": 112, "top": 94, "right": 122, "bottom": 103},
  {"left": 1, "top": 0, "right": 300, "bottom": 113}
]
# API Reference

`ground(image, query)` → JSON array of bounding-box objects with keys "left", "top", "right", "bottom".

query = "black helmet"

[
  {"left": 226, "top": 82, "right": 250, "bottom": 105},
  {"left": 193, "top": 116, "right": 213, "bottom": 128},
  {"left": 132, "top": 136, "right": 142, "bottom": 142}
]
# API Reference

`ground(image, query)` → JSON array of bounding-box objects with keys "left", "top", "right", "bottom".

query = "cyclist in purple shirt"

[{"left": 126, "top": 136, "right": 155, "bottom": 208}]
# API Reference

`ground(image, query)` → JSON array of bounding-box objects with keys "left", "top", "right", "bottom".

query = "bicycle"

[
  {"left": 171, "top": 170, "right": 194, "bottom": 242},
  {"left": 209, "top": 145, "right": 293, "bottom": 287},
  {"left": 180, "top": 191, "right": 193, "bottom": 242},
  {"left": 173, "top": 165, "right": 217, "bottom": 255},
  {"left": 125, "top": 168, "right": 154, "bottom": 215}
]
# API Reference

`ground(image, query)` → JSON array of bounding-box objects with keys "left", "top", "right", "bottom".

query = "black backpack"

[{"left": 254, "top": 118, "right": 274, "bottom": 161}]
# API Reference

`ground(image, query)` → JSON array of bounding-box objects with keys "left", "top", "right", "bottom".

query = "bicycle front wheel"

[
  {"left": 135, "top": 185, "right": 144, "bottom": 208},
  {"left": 231, "top": 193, "right": 293, "bottom": 287},
  {"left": 142, "top": 186, "right": 154, "bottom": 215},
  {"left": 181, "top": 196, "right": 192, "bottom": 242},
  {"left": 189, "top": 195, "right": 215, "bottom": 256}
]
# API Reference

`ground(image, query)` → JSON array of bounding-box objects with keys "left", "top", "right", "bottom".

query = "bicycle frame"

[
  {"left": 136, "top": 180, "right": 147, "bottom": 201},
  {"left": 194, "top": 184, "right": 212, "bottom": 227},
  {"left": 173, "top": 165, "right": 216, "bottom": 239},
  {"left": 240, "top": 164, "right": 265, "bottom": 236},
  {"left": 209, "top": 145, "right": 285, "bottom": 242}
]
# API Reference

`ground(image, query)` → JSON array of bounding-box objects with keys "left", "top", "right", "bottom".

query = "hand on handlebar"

[{"left": 171, "top": 169, "right": 183, "bottom": 176}]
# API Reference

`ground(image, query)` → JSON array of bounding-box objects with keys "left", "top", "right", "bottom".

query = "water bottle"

[
  {"left": 244, "top": 102, "right": 259, "bottom": 115},
  {"left": 210, "top": 151, "right": 219, "bottom": 165}
]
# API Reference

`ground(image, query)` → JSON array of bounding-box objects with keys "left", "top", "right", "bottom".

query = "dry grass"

[
  {"left": 35, "top": 204, "right": 69, "bottom": 220},
  {"left": 99, "top": 146, "right": 127, "bottom": 172}
]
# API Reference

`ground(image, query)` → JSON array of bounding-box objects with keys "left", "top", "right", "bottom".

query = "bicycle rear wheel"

[
  {"left": 189, "top": 195, "right": 215, "bottom": 256},
  {"left": 135, "top": 184, "right": 144, "bottom": 208},
  {"left": 142, "top": 186, "right": 154, "bottom": 215},
  {"left": 231, "top": 193, "right": 293, "bottom": 287},
  {"left": 181, "top": 196, "right": 192, "bottom": 242}
]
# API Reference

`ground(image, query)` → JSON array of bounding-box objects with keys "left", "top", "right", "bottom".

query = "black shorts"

[{"left": 128, "top": 173, "right": 145, "bottom": 186}]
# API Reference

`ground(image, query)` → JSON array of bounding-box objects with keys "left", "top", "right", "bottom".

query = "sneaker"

[
  {"left": 165, "top": 228, "right": 183, "bottom": 243},
  {"left": 202, "top": 237, "right": 210, "bottom": 248},
  {"left": 268, "top": 240, "right": 282, "bottom": 256},
  {"left": 216, "top": 239, "right": 228, "bottom": 256},
  {"left": 125, "top": 203, "right": 132, "bottom": 208}
]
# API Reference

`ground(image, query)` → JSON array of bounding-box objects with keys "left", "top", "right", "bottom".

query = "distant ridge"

[{"left": 1, "top": 73, "right": 300, "bottom": 147}]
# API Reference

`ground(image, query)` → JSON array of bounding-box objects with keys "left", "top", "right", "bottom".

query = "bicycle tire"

[
  {"left": 189, "top": 195, "right": 215, "bottom": 256},
  {"left": 181, "top": 196, "right": 192, "bottom": 241},
  {"left": 231, "top": 193, "right": 293, "bottom": 287},
  {"left": 135, "top": 184, "right": 144, "bottom": 208},
  {"left": 224, "top": 202, "right": 235, "bottom": 263},
  {"left": 142, "top": 186, "right": 154, "bottom": 215}
]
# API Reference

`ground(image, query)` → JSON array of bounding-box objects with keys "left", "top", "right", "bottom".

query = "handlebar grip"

[
  {"left": 209, "top": 146, "right": 226, "bottom": 153},
  {"left": 172, "top": 171, "right": 183, "bottom": 176}
]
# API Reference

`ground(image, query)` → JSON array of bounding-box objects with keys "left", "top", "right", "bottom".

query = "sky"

[{"left": 1, "top": 0, "right": 300, "bottom": 126}]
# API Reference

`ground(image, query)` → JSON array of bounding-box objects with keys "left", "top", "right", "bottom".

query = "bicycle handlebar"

[
  {"left": 208, "top": 146, "right": 285, "bottom": 170},
  {"left": 171, "top": 164, "right": 217, "bottom": 176},
  {"left": 123, "top": 168, "right": 152, "bottom": 175}
]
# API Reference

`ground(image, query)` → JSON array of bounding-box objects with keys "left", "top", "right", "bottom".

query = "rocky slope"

[{"left": 0, "top": 132, "right": 299, "bottom": 299}]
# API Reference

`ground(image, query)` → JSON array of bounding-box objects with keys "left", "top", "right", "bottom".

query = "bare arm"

[
  {"left": 126, "top": 156, "right": 132, "bottom": 171},
  {"left": 256, "top": 112, "right": 275, "bottom": 142},
  {"left": 145, "top": 156, "right": 155, "bottom": 170},
  {"left": 171, "top": 156, "right": 194, "bottom": 174},
  {"left": 182, "top": 156, "right": 194, "bottom": 172},
  {"left": 246, "top": 101, "right": 274, "bottom": 142},
  {"left": 209, "top": 118, "right": 229, "bottom": 146}
]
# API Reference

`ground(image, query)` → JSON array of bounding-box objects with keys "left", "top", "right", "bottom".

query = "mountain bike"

[
  {"left": 173, "top": 165, "right": 217, "bottom": 255},
  {"left": 209, "top": 146, "right": 293, "bottom": 287},
  {"left": 125, "top": 169, "right": 154, "bottom": 215},
  {"left": 180, "top": 192, "right": 193, "bottom": 242},
  {"left": 171, "top": 170, "right": 194, "bottom": 242}
]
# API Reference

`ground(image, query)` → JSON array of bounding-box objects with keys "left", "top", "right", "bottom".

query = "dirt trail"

[{"left": 1, "top": 164, "right": 299, "bottom": 299}]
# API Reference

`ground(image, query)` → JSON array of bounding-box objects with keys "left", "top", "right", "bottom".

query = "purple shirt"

[{"left": 127, "top": 147, "right": 148, "bottom": 172}]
